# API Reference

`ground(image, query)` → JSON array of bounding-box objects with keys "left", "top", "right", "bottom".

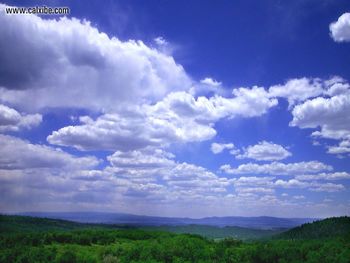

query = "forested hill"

[
  {"left": 1, "top": 215, "right": 350, "bottom": 262},
  {"left": 275, "top": 216, "right": 350, "bottom": 240},
  {"left": 0, "top": 215, "right": 282, "bottom": 240},
  {"left": 141, "top": 225, "right": 284, "bottom": 241},
  {"left": 18, "top": 212, "right": 315, "bottom": 229},
  {"left": 0, "top": 215, "right": 130, "bottom": 233}
]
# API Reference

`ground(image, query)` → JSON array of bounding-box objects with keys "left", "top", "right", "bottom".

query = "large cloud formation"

[
  {"left": 47, "top": 89, "right": 277, "bottom": 151},
  {"left": 0, "top": 4, "right": 191, "bottom": 111},
  {"left": 290, "top": 79, "right": 350, "bottom": 156},
  {"left": 0, "top": 5, "right": 349, "bottom": 217}
]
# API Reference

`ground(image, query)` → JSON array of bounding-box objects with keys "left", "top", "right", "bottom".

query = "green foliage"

[
  {"left": 1, "top": 215, "right": 349, "bottom": 263},
  {"left": 0, "top": 215, "right": 129, "bottom": 233},
  {"left": 141, "top": 224, "right": 284, "bottom": 241},
  {"left": 276, "top": 216, "right": 350, "bottom": 240}
]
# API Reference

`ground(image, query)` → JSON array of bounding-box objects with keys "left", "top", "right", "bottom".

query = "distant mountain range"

[{"left": 16, "top": 212, "right": 317, "bottom": 229}]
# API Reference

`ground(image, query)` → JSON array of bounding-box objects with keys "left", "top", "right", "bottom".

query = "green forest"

[{"left": 0, "top": 215, "right": 349, "bottom": 263}]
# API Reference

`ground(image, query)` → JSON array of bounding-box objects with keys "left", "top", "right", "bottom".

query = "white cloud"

[
  {"left": 235, "top": 141, "right": 291, "bottom": 161},
  {"left": 0, "top": 149, "right": 347, "bottom": 217},
  {"left": 104, "top": 148, "right": 230, "bottom": 196},
  {"left": 230, "top": 174, "right": 344, "bottom": 194},
  {"left": 210, "top": 142, "right": 235, "bottom": 154},
  {"left": 289, "top": 78, "right": 350, "bottom": 157},
  {"left": 0, "top": 144, "right": 232, "bottom": 214},
  {"left": 0, "top": 4, "right": 348, "bottom": 217},
  {"left": 0, "top": 4, "right": 191, "bottom": 111},
  {"left": 274, "top": 179, "right": 307, "bottom": 188},
  {"left": 295, "top": 172, "right": 350, "bottom": 181},
  {"left": 231, "top": 176, "right": 275, "bottom": 187},
  {"left": 290, "top": 88, "right": 350, "bottom": 148},
  {"left": 154, "top": 36, "right": 168, "bottom": 46},
  {"left": 290, "top": 92, "right": 350, "bottom": 135},
  {"left": 47, "top": 104, "right": 216, "bottom": 151},
  {"left": 268, "top": 77, "right": 349, "bottom": 110},
  {"left": 0, "top": 4, "right": 279, "bottom": 154},
  {"left": 0, "top": 104, "right": 41, "bottom": 132},
  {"left": 330, "top": 13, "right": 350, "bottom": 42},
  {"left": 235, "top": 187, "right": 275, "bottom": 194},
  {"left": 327, "top": 140, "right": 350, "bottom": 155},
  {"left": 269, "top": 78, "right": 324, "bottom": 107},
  {"left": 324, "top": 77, "right": 350, "bottom": 96},
  {"left": 200, "top": 77, "right": 222, "bottom": 87},
  {"left": 48, "top": 89, "right": 277, "bottom": 151},
  {"left": 275, "top": 179, "right": 345, "bottom": 192},
  {"left": 165, "top": 162, "right": 230, "bottom": 194},
  {"left": 0, "top": 134, "right": 99, "bottom": 170},
  {"left": 107, "top": 148, "right": 175, "bottom": 169},
  {"left": 220, "top": 161, "right": 332, "bottom": 175}
]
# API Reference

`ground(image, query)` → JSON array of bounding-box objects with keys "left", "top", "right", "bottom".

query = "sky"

[{"left": 0, "top": 0, "right": 350, "bottom": 218}]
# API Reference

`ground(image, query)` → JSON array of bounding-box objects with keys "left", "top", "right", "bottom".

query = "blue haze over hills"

[{"left": 17, "top": 212, "right": 317, "bottom": 230}]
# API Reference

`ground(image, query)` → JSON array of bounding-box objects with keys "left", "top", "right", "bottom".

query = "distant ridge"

[
  {"left": 275, "top": 216, "right": 350, "bottom": 239},
  {"left": 0, "top": 215, "right": 282, "bottom": 240},
  {"left": 16, "top": 212, "right": 317, "bottom": 229}
]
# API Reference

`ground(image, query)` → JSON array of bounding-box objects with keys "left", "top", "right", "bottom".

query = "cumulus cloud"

[
  {"left": 290, "top": 92, "right": 350, "bottom": 136},
  {"left": 235, "top": 141, "right": 291, "bottom": 161},
  {"left": 0, "top": 143, "right": 232, "bottom": 213},
  {"left": 330, "top": 13, "right": 350, "bottom": 42},
  {"left": 268, "top": 76, "right": 350, "bottom": 110},
  {"left": 48, "top": 89, "right": 277, "bottom": 151},
  {"left": 0, "top": 144, "right": 347, "bottom": 216},
  {"left": 0, "top": 4, "right": 348, "bottom": 217},
  {"left": 0, "top": 134, "right": 99, "bottom": 170},
  {"left": 107, "top": 148, "right": 230, "bottom": 194},
  {"left": 47, "top": 106, "right": 216, "bottom": 152},
  {"left": 210, "top": 142, "right": 235, "bottom": 154},
  {"left": 327, "top": 140, "right": 350, "bottom": 155},
  {"left": 290, "top": 88, "right": 350, "bottom": 142},
  {"left": 165, "top": 162, "right": 229, "bottom": 194},
  {"left": 0, "top": 104, "right": 41, "bottom": 132},
  {"left": 324, "top": 76, "right": 350, "bottom": 96},
  {"left": 192, "top": 77, "right": 226, "bottom": 96},
  {"left": 107, "top": 148, "right": 175, "bottom": 169},
  {"left": 0, "top": 4, "right": 191, "bottom": 111},
  {"left": 275, "top": 179, "right": 344, "bottom": 192},
  {"left": 286, "top": 77, "right": 350, "bottom": 157},
  {"left": 200, "top": 77, "right": 222, "bottom": 87},
  {"left": 231, "top": 176, "right": 275, "bottom": 187},
  {"left": 295, "top": 172, "right": 350, "bottom": 181},
  {"left": 220, "top": 161, "right": 332, "bottom": 175},
  {"left": 0, "top": 5, "right": 279, "bottom": 154},
  {"left": 230, "top": 174, "right": 345, "bottom": 194},
  {"left": 269, "top": 78, "right": 324, "bottom": 107}
]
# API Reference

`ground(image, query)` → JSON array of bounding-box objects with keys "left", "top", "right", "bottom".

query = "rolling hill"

[
  {"left": 17, "top": 211, "right": 316, "bottom": 229},
  {"left": 275, "top": 216, "right": 350, "bottom": 240},
  {"left": 0, "top": 215, "right": 282, "bottom": 240},
  {"left": 142, "top": 224, "right": 285, "bottom": 240},
  {"left": 1, "top": 215, "right": 349, "bottom": 263},
  {"left": 0, "top": 215, "right": 131, "bottom": 233}
]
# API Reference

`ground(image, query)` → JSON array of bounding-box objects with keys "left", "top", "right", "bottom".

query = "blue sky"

[{"left": 0, "top": 0, "right": 349, "bottom": 218}]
